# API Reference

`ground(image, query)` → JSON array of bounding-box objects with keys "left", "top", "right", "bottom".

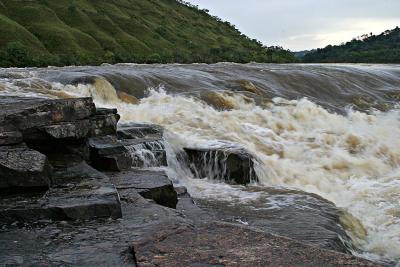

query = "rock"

[
  {"left": 0, "top": 162, "right": 121, "bottom": 222},
  {"left": 0, "top": 127, "right": 23, "bottom": 146},
  {"left": 90, "top": 108, "right": 120, "bottom": 137},
  {"left": 41, "top": 120, "right": 91, "bottom": 139},
  {"left": 117, "top": 123, "right": 164, "bottom": 140},
  {"left": 107, "top": 169, "right": 178, "bottom": 209},
  {"left": 185, "top": 145, "right": 258, "bottom": 185},
  {"left": 174, "top": 186, "right": 188, "bottom": 196},
  {"left": 117, "top": 124, "right": 167, "bottom": 167},
  {"left": 0, "top": 97, "right": 119, "bottom": 145},
  {"left": 0, "top": 144, "right": 51, "bottom": 191},
  {"left": 131, "top": 222, "right": 381, "bottom": 267},
  {"left": 0, "top": 97, "right": 96, "bottom": 132},
  {"left": 88, "top": 135, "right": 132, "bottom": 171},
  {"left": 0, "top": 192, "right": 188, "bottom": 266},
  {"left": 195, "top": 187, "right": 355, "bottom": 254},
  {"left": 122, "top": 138, "right": 167, "bottom": 167}
]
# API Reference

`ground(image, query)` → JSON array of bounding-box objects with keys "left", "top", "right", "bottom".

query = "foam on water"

[
  {"left": 85, "top": 88, "right": 400, "bottom": 262},
  {"left": 1, "top": 68, "right": 399, "bottom": 262}
]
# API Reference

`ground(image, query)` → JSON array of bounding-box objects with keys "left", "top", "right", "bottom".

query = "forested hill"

[
  {"left": 303, "top": 27, "right": 400, "bottom": 63},
  {"left": 0, "top": 0, "right": 296, "bottom": 67}
]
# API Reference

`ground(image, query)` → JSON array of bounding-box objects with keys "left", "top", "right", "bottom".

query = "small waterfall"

[{"left": 125, "top": 140, "right": 166, "bottom": 168}]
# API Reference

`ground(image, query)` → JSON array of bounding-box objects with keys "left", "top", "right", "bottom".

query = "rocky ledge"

[{"left": 0, "top": 97, "right": 384, "bottom": 266}]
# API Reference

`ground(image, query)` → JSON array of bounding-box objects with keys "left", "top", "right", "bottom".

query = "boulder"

[
  {"left": 184, "top": 145, "right": 258, "bottom": 185},
  {"left": 88, "top": 135, "right": 133, "bottom": 171},
  {"left": 0, "top": 144, "right": 51, "bottom": 191},
  {"left": 107, "top": 169, "right": 177, "bottom": 209}
]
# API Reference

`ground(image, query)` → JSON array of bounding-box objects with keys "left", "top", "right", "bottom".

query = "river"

[{"left": 1, "top": 63, "right": 399, "bottom": 264}]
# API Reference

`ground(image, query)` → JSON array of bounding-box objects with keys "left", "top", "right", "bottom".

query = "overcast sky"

[{"left": 187, "top": 0, "right": 400, "bottom": 51}]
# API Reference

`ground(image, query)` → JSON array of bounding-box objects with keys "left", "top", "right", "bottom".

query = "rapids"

[{"left": 0, "top": 63, "right": 399, "bottom": 263}]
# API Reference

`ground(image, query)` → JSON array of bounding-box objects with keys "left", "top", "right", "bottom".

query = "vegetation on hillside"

[
  {"left": 302, "top": 27, "right": 400, "bottom": 63},
  {"left": 0, "top": 0, "right": 296, "bottom": 67}
]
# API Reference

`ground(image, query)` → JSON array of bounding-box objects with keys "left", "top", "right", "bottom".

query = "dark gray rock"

[
  {"left": 41, "top": 120, "right": 91, "bottom": 139},
  {"left": 195, "top": 187, "right": 356, "bottom": 254},
  {"left": 107, "top": 169, "right": 178, "bottom": 209},
  {"left": 88, "top": 135, "right": 133, "bottom": 171},
  {"left": 90, "top": 108, "right": 120, "bottom": 137},
  {"left": 0, "top": 127, "right": 23, "bottom": 146},
  {"left": 185, "top": 145, "right": 258, "bottom": 185},
  {"left": 0, "top": 97, "right": 96, "bottom": 132},
  {"left": 0, "top": 192, "right": 188, "bottom": 267},
  {"left": 0, "top": 144, "right": 51, "bottom": 191},
  {"left": 131, "top": 222, "right": 381, "bottom": 267},
  {"left": 117, "top": 123, "right": 163, "bottom": 140},
  {"left": 0, "top": 162, "right": 121, "bottom": 222}
]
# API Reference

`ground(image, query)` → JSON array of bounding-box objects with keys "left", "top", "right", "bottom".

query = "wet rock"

[
  {"left": 90, "top": 108, "right": 120, "bottom": 137},
  {"left": 117, "top": 123, "right": 164, "bottom": 140},
  {"left": 0, "top": 162, "right": 121, "bottom": 222},
  {"left": 185, "top": 145, "right": 258, "bottom": 185},
  {"left": 131, "top": 222, "right": 381, "bottom": 267},
  {"left": 0, "top": 97, "right": 96, "bottom": 132},
  {"left": 41, "top": 120, "right": 92, "bottom": 139},
  {"left": 174, "top": 186, "right": 188, "bottom": 196},
  {"left": 195, "top": 187, "right": 355, "bottom": 254},
  {"left": 108, "top": 169, "right": 177, "bottom": 209},
  {"left": 88, "top": 135, "right": 132, "bottom": 171},
  {"left": 122, "top": 138, "right": 167, "bottom": 167},
  {"left": 0, "top": 195, "right": 188, "bottom": 266},
  {"left": 0, "top": 144, "right": 51, "bottom": 191},
  {"left": 0, "top": 126, "right": 23, "bottom": 146}
]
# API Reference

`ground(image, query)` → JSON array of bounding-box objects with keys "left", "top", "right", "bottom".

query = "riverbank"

[{"left": 0, "top": 96, "right": 385, "bottom": 266}]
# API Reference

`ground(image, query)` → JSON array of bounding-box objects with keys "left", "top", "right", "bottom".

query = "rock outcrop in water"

[
  {"left": 185, "top": 145, "right": 259, "bottom": 185},
  {"left": 0, "top": 96, "right": 383, "bottom": 266}
]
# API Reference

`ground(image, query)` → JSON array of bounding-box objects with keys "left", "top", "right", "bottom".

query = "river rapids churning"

[{"left": 1, "top": 63, "right": 400, "bottom": 263}]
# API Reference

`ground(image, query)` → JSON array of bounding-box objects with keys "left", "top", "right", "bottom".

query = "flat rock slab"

[
  {"left": 0, "top": 97, "right": 96, "bottom": 131},
  {"left": 0, "top": 144, "right": 51, "bottom": 190},
  {"left": 0, "top": 162, "right": 121, "bottom": 222},
  {"left": 0, "top": 191, "right": 188, "bottom": 266},
  {"left": 132, "top": 222, "right": 381, "bottom": 267},
  {"left": 108, "top": 169, "right": 177, "bottom": 209},
  {"left": 195, "top": 187, "right": 356, "bottom": 254}
]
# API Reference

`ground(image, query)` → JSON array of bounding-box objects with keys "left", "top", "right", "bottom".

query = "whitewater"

[{"left": 0, "top": 63, "right": 399, "bottom": 263}]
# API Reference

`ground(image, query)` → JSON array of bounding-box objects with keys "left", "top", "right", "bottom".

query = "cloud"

[{"left": 188, "top": 0, "right": 400, "bottom": 50}]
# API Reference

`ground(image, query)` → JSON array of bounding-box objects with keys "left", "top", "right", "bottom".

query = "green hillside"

[
  {"left": 303, "top": 27, "right": 400, "bottom": 63},
  {"left": 0, "top": 0, "right": 296, "bottom": 67}
]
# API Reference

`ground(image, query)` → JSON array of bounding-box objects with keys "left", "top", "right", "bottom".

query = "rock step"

[
  {"left": 185, "top": 145, "right": 258, "bottom": 185},
  {"left": 107, "top": 169, "right": 178, "bottom": 209},
  {"left": 0, "top": 162, "right": 121, "bottom": 223},
  {"left": 89, "top": 136, "right": 167, "bottom": 171}
]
